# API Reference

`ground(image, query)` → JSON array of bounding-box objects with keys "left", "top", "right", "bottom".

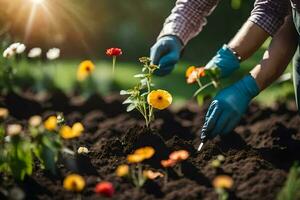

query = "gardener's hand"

[
  {"left": 150, "top": 35, "right": 182, "bottom": 76},
  {"left": 205, "top": 44, "right": 241, "bottom": 78},
  {"left": 200, "top": 75, "right": 259, "bottom": 139}
]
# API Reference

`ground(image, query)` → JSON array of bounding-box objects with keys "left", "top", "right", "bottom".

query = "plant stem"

[
  {"left": 112, "top": 56, "right": 116, "bottom": 73},
  {"left": 196, "top": 78, "right": 202, "bottom": 88}
]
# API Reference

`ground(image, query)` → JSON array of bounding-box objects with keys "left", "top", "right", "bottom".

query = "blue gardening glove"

[
  {"left": 150, "top": 35, "right": 182, "bottom": 76},
  {"left": 205, "top": 44, "right": 240, "bottom": 78},
  {"left": 200, "top": 75, "right": 259, "bottom": 140}
]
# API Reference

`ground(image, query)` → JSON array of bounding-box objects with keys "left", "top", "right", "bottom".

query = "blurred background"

[{"left": 0, "top": 0, "right": 294, "bottom": 106}]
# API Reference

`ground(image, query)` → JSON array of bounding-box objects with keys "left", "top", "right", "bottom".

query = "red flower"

[
  {"left": 95, "top": 181, "right": 115, "bottom": 197},
  {"left": 106, "top": 48, "right": 122, "bottom": 57}
]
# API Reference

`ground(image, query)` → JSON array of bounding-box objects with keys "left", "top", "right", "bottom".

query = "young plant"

[
  {"left": 121, "top": 57, "right": 172, "bottom": 127},
  {"left": 277, "top": 163, "right": 300, "bottom": 200},
  {"left": 76, "top": 60, "right": 97, "bottom": 97},
  {"left": 116, "top": 146, "right": 156, "bottom": 188},
  {"left": 211, "top": 154, "right": 225, "bottom": 168},
  {"left": 0, "top": 42, "right": 26, "bottom": 93},
  {"left": 212, "top": 175, "right": 234, "bottom": 200},
  {"left": 0, "top": 113, "right": 84, "bottom": 181},
  {"left": 106, "top": 47, "right": 122, "bottom": 73},
  {"left": 161, "top": 150, "right": 189, "bottom": 182},
  {"left": 185, "top": 65, "right": 221, "bottom": 97},
  {"left": 63, "top": 174, "right": 85, "bottom": 192}
]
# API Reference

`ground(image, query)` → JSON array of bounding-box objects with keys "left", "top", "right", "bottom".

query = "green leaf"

[
  {"left": 120, "top": 90, "right": 132, "bottom": 95},
  {"left": 9, "top": 137, "right": 33, "bottom": 180},
  {"left": 123, "top": 97, "right": 134, "bottom": 104},
  {"left": 126, "top": 103, "right": 137, "bottom": 112},
  {"left": 134, "top": 74, "right": 147, "bottom": 78}
]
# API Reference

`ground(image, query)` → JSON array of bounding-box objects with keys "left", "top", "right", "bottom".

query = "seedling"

[
  {"left": 161, "top": 150, "right": 189, "bottom": 183},
  {"left": 185, "top": 66, "right": 221, "bottom": 97},
  {"left": 116, "top": 146, "right": 156, "bottom": 188},
  {"left": 121, "top": 57, "right": 172, "bottom": 127},
  {"left": 211, "top": 155, "right": 225, "bottom": 168},
  {"left": 212, "top": 175, "right": 234, "bottom": 200}
]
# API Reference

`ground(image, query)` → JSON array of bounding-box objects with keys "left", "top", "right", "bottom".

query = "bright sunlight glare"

[{"left": 31, "top": 0, "right": 44, "bottom": 5}]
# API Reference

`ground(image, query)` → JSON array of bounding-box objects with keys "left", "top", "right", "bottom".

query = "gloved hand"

[
  {"left": 205, "top": 44, "right": 241, "bottom": 78},
  {"left": 200, "top": 75, "right": 259, "bottom": 140},
  {"left": 150, "top": 35, "right": 182, "bottom": 76}
]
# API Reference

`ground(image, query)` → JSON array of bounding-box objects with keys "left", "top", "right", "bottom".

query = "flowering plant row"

[{"left": 0, "top": 108, "right": 84, "bottom": 180}]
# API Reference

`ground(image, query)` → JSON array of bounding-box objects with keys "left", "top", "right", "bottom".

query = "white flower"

[
  {"left": 3, "top": 48, "right": 14, "bottom": 58},
  {"left": 29, "top": 115, "right": 42, "bottom": 127},
  {"left": 3, "top": 42, "right": 26, "bottom": 58},
  {"left": 77, "top": 146, "right": 89, "bottom": 154},
  {"left": 16, "top": 43, "right": 26, "bottom": 54},
  {"left": 28, "top": 47, "right": 42, "bottom": 58},
  {"left": 9, "top": 42, "right": 21, "bottom": 52},
  {"left": 6, "top": 124, "right": 22, "bottom": 136},
  {"left": 46, "top": 48, "right": 60, "bottom": 60}
]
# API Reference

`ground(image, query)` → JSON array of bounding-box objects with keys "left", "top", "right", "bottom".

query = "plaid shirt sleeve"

[
  {"left": 248, "top": 0, "right": 290, "bottom": 36},
  {"left": 158, "top": 0, "right": 220, "bottom": 46}
]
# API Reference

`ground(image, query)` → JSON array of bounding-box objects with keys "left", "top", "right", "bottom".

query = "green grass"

[{"left": 12, "top": 40, "right": 294, "bottom": 107}]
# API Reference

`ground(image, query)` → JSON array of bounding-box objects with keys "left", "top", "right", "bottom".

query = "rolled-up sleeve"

[
  {"left": 248, "top": 0, "right": 290, "bottom": 36},
  {"left": 158, "top": 0, "right": 219, "bottom": 46}
]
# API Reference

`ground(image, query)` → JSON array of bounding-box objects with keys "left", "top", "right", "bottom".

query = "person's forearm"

[
  {"left": 250, "top": 16, "right": 298, "bottom": 91},
  {"left": 158, "top": 0, "right": 219, "bottom": 46},
  {"left": 228, "top": 21, "right": 269, "bottom": 61}
]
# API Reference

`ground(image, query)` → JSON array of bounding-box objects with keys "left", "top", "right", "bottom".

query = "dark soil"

[{"left": 1, "top": 91, "right": 300, "bottom": 200}]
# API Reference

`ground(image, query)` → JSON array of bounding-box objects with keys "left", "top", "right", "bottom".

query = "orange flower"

[
  {"left": 127, "top": 154, "right": 145, "bottom": 163},
  {"left": 143, "top": 170, "right": 164, "bottom": 180},
  {"left": 147, "top": 89, "right": 172, "bottom": 110},
  {"left": 185, "top": 66, "right": 196, "bottom": 78},
  {"left": 186, "top": 67, "right": 205, "bottom": 84},
  {"left": 212, "top": 175, "right": 234, "bottom": 189},
  {"left": 77, "top": 60, "right": 95, "bottom": 81},
  {"left": 116, "top": 164, "right": 129, "bottom": 177},
  {"left": 63, "top": 174, "right": 85, "bottom": 192},
  {"left": 169, "top": 150, "right": 189, "bottom": 162},
  {"left": 134, "top": 146, "right": 155, "bottom": 159},
  {"left": 0, "top": 107, "right": 9, "bottom": 119},
  {"left": 161, "top": 159, "right": 176, "bottom": 168}
]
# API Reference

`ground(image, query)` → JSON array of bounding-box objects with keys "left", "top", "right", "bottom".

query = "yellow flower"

[
  {"left": 143, "top": 170, "right": 164, "bottom": 180},
  {"left": 77, "top": 60, "right": 95, "bottom": 81},
  {"left": 44, "top": 116, "right": 57, "bottom": 131},
  {"left": 212, "top": 175, "right": 234, "bottom": 189},
  {"left": 60, "top": 122, "right": 84, "bottom": 139},
  {"left": 116, "top": 164, "right": 129, "bottom": 177},
  {"left": 72, "top": 122, "right": 84, "bottom": 137},
  {"left": 127, "top": 154, "right": 145, "bottom": 163},
  {"left": 147, "top": 89, "right": 172, "bottom": 110},
  {"left": 29, "top": 115, "right": 42, "bottom": 127},
  {"left": 63, "top": 174, "right": 85, "bottom": 192},
  {"left": 0, "top": 107, "right": 9, "bottom": 119},
  {"left": 134, "top": 146, "right": 155, "bottom": 159}
]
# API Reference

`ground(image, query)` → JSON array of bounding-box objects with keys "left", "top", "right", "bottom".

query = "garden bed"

[{"left": 1, "top": 91, "right": 300, "bottom": 200}]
